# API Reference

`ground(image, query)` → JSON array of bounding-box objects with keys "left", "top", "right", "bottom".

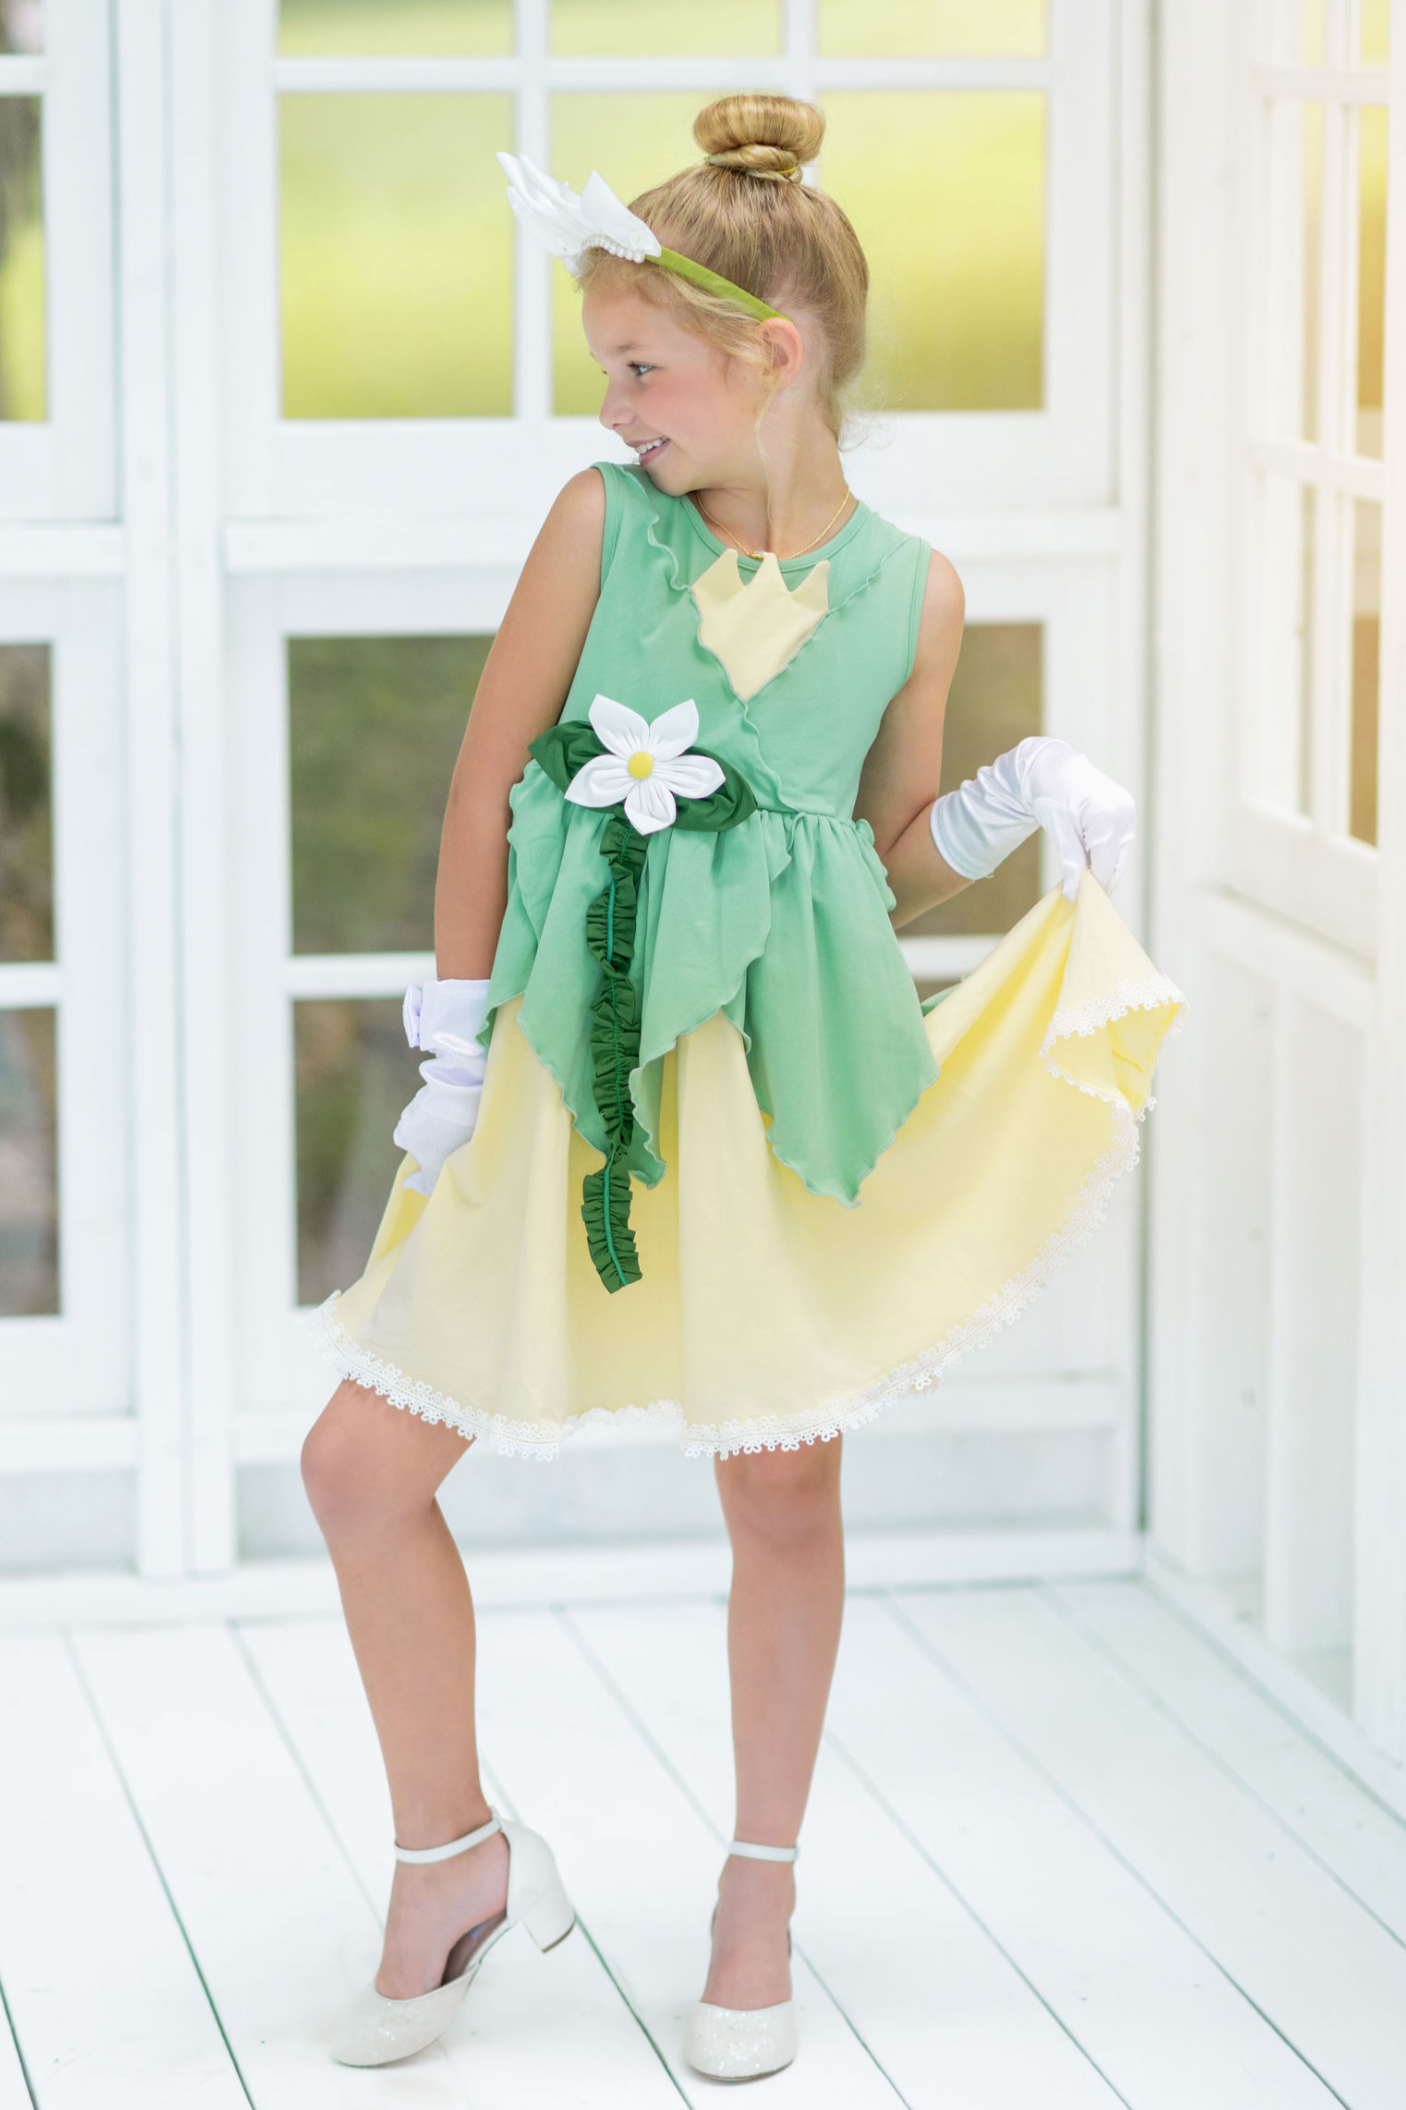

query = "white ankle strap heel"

[
  {"left": 727, "top": 1838, "right": 798, "bottom": 1863},
  {"left": 683, "top": 1837, "right": 800, "bottom": 2082},
  {"left": 331, "top": 1810, "right": 575, "bottom": 2068},
  {"left": 393, "top": 1811, "right": 502, "bottom": 1863}
]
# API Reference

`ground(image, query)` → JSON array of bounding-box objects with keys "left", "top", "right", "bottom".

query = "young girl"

[{"left": 304, "top": 93, "right": 1181, "bottom": 2080}]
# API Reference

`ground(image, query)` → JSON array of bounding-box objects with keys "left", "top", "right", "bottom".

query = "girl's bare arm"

[
  {"left": 853, "top": 552, "right": 972, "bottom": 927},
  {"left": 433, "top": 469, "right": 606, "bottom": 978}
]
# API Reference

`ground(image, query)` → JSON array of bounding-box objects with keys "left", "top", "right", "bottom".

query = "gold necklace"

[{"left": 694, "top": 485, "right": 853, "bottom": 563}]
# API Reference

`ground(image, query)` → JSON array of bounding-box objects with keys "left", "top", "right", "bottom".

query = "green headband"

[{"left": 653, "top": 246, "right": 786, "bottom": 322}]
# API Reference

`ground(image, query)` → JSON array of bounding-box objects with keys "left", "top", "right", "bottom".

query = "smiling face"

[{"left": 583, "top": 284, "right": 790, "bottom": 495}]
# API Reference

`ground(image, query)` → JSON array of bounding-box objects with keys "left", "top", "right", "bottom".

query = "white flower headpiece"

[{"left": 496, "top": 151, "right": 787, "bottom": 323}]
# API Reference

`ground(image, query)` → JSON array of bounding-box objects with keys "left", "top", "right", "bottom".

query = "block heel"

[{"left": 330, "top": 1810, "right": 576, "bottom": 2067}]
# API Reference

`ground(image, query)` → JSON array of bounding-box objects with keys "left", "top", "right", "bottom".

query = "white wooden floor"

[{"left": 2, "top": 1575, "right": 1405, "bottom": 2109}]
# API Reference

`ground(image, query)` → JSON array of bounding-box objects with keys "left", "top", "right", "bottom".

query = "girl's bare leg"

[
  {"left": 301, "top": 1378, "right": 509, "bottom": 1997},
  {"left": 705, "top": 1437, "right": 845, "bottom": 2009}
]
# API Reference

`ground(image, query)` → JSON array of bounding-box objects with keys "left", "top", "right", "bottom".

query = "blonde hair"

[{"left": 576, "top": 94, "right": 870, "bottom": 441}]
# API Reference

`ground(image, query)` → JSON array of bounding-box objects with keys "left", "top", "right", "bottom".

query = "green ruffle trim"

[{"left": 527, "top": 721, "right": 758, "bottom": 1294}]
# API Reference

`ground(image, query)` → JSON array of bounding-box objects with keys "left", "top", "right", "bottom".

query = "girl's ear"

[{"left": 759, "top": 316, "right": 806, "bottom": 388}]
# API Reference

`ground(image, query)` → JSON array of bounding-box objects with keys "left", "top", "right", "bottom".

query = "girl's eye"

[{"left": 630, "top": 362, "right": 654, "bottom": 377}]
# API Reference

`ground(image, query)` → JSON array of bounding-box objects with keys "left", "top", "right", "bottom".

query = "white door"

[{"left": 1149, "top": 0, "right": 1406, "bottom": 1767}]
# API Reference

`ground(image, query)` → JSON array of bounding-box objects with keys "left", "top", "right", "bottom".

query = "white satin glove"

[
  {"left": 392, "top": 976, "right": 491, "bottom": 1196},
  {"left": 928, "top": 734, "right": 1136, "bottom": 904}
]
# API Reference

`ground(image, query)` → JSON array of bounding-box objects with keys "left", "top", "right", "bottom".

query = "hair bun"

[{"left": 694, "top": 93, "right": 824, "bottom": 181}]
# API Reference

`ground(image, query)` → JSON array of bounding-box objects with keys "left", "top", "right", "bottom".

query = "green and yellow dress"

[{"left": 317, "top": 462, "right": 1183, "bottom": 1458}]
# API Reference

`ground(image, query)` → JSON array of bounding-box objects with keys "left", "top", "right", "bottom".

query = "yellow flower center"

[{"left": 627, "top": 750, "right": 655, "bottom": 779}]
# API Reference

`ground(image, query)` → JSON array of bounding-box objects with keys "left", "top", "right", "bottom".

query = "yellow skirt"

[{"left": 317, "top": 874, "right": 1183, "bottom": 1458}]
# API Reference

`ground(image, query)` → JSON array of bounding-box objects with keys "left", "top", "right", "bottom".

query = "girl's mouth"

[{"left": 633, "top": 437, "right": 669, "bottom": 466}]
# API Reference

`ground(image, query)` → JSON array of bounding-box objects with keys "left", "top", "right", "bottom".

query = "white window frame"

[
  {"left": 1232, "top": 0, "right": 1397, "bottom": 955},
  {"left": 0, "top": 583, "right": 130, "bottom": 1428},
  {"left": 0, "top": 0, "right": 1154, "bottom": 1581},
  {"left": 0, "top": 0, "right": 114, "bottom": 519},
  {"left": 214, "top": 0, "right": 1119, "bottom": 524}
]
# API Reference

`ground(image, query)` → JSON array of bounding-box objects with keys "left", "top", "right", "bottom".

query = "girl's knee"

[
  {"left": 301, "top": 1403, "right": 371, "bottom": 1532},
  {"left": 717, "top": 1438, "right": 841, "bottom": 1546},
  {"left": 302, "top": 1381, "right": 472, "bottom": 1540},
  {"left": 300, "top": 1383, "right": 423, "bottom": 1537}
]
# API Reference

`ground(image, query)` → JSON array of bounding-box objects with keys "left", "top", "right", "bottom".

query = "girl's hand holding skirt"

[{"left": 392, "top": 976, "right": 491, "bottom": 1196}]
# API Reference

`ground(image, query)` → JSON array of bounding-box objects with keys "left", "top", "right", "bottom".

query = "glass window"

[
  {"left": 0, "top": 1006, "right": 57, "bottom": 1316},
  {"left": 0, "top": 643, "right": 51, "bottom": 962},
  {"left": 1299, "top": 101, "right": 1323, "bottom": 441},
  {"left": 823, "top": 93, "right": 1044, "bottom": 412},
  {"left": 294, "top": 997, "right": 415, "bottom": 1306},
  {"left": 1350, "top": 499, "right": 1380, "bottom": 845},
  {"left": 280, "top": 93, "right": 513, "bottom": 417},
  {"left": 552, "top": 0, "right": 780, "bottom": 57},
  {"left": 1356, "top": 104, "right": 1387, "bottom": 458},
  {"left": 551, "top": 92, "right": 720, "bottom": 415},
  {"left": 0, "top": 97, "right": 44, "bottom": 422},
  {"left": 904, "top": 623, "right": 1043, "bottom": 945},
  {"left": 278, "top": 0, "right": 513, "bottom": 56},
  {"left": 1357, "top": 0, "right": 1389, "bottom": 66},
  {"left": 819, "top": 0, "right": 1046, "bottom": 57},
  {"left": 0, "top": 3, "right": 42, "bottom": 55},
  {"left": 289, "top": 634, "right": 491, "bottom": 955},
  {"left": 1254, "top": 473, "right": 1316, "bottom": 815}
]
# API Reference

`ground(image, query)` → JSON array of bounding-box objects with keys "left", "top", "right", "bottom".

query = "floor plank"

[
  {"left": 0, "top": 1632, "right": 244, "bottom": 2110},
  {"left": 70, "top": 1623, "right": 462, "bottom": 2109},
  {"left": 895, "top": 1585, "right": 1406, "bottom": 2110},
  {"left": 471, "top": 1603, "right": 905, "bottom": 2108},
  {"left": 1048, "top": 1579, "right": 1406, "bottom": 1942},
  {"left": 835, "top": 1596, "right": 1342, "bottom": 2110},
  {"left": 569, "top": 1597, "right": 1124, "bottom": 2110},
  {"left": 238, "top": 1614, "right": 684, "bottom": 2107},
  {"left": 0, "top": 2007, "right": 28, "bottom": 2110}
]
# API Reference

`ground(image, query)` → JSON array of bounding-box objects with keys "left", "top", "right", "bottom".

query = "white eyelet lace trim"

[{"left": 313, "top": 973, "right": 1186, "bottom": 1463}]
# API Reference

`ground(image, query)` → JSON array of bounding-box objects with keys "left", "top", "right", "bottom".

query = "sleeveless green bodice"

[{"left": 483, "top": 459, "right": 936, "bottom": 1207}]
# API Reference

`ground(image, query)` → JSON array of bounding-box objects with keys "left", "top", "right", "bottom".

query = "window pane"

[
  {"left": 295, "top": 997, "right": 415, "bottom": 1306},
  {"left": 290, "top": 634, "right": 490, "bottom": 954},
  {"left": 1301, "top": 101, "right": 1323, "bottom": 440},
  {"left": 823, "top": 93, "right": 1044, "bottom": 411},
  {"left": 0, "top": 1007, "right": 57, "bottom": 1316},
  {"left": 1356, "top": 105, "right": 1387, "bottom": 457},
  {"left": 905, "top": 624, "right": 1043, "bottom": 943},
  {"left": 552, "top": 0, "right": 780, "bottom": 56},
  {"left": 1262, "top": 0, "right": 1328, "bottom": 63},
  {"left": 0, "top": 98, "right": 44, "bottom": 422},
  {"left": 1262, "top": 100, "right": 1322, "bottom": 442},
  {"left": 0, "top": 3, "right": 42, "bottom": 54},
  {"left": 0, "top": 643, "right": 51, "bottom": 961},
  {"left": 552, "top": 92, "right": 724, "bottom": 415},
  {"left": 1254, "top": 473, "right": 1315, "bottom": 815},
  {"left": 819, "top": 0, "right": 1045, "bottom": 57},
  {"left": 280, "top": 93, "right": 513, "bottom": 418},
  {"left": 1358, "top": 0, "right": 1389, "bottom": 65},
  {"left": 1350, "top": 500, "right": 1379, "bottom": 846},
  {"left": 279, "top": 0, "right": 512, "bottom": 54}
]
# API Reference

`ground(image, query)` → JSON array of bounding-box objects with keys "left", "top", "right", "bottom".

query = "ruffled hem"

[{"left": 312, "top": 968, "right": 1164, "bottom": 1462}]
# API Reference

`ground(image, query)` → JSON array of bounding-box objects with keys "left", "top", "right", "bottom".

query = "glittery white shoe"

[
  {"left": 331, "top": 1810, "right": 575, "bottom": 2067},
  {"left": 683, "top": 1837, "right": 799, "bottom": 2082}
]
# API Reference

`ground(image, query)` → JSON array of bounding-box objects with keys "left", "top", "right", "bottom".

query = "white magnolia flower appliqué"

[
  {"left": 497, "top": 152, "right": 662, "bottom": 279},
  {"left": 565, "top": 695, "right": 725, "bottom": 836}
]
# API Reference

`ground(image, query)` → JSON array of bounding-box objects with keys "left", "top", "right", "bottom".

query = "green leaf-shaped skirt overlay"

[{"left": 528, "top": 722, "right": 758, "bottom": 1291}]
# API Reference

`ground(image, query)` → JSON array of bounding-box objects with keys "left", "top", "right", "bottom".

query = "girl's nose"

[{"left": 598, "top": 377, "right": 628, "bottom": 432}]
